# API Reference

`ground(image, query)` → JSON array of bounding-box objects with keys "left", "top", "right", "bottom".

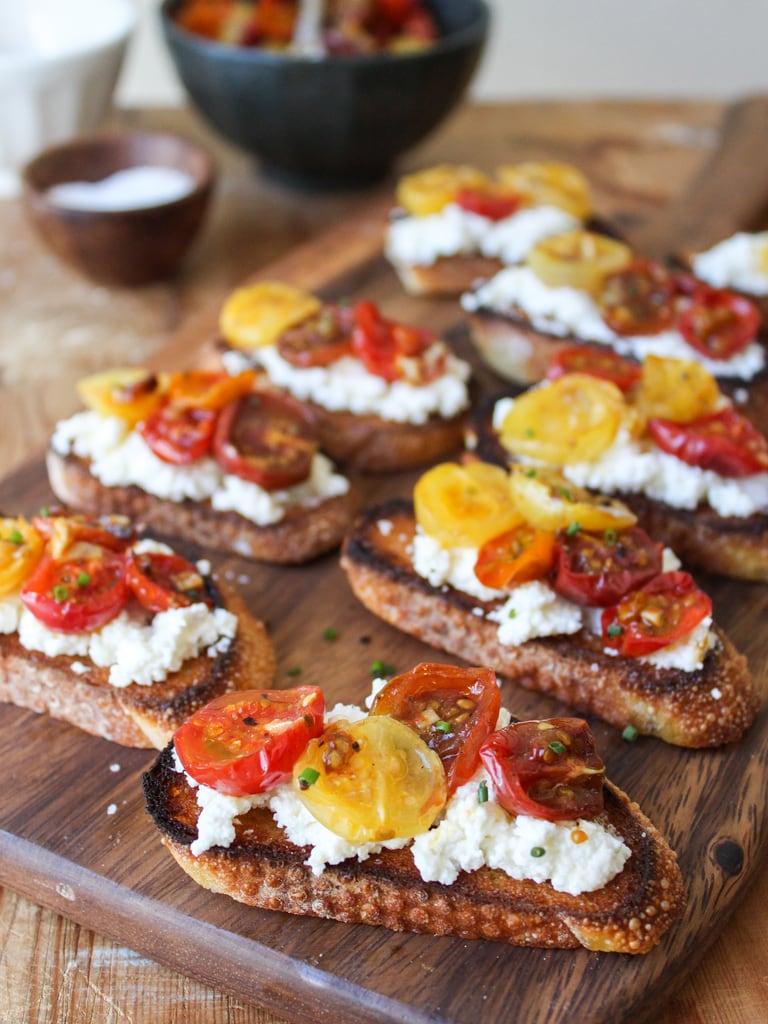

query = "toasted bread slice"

[
  {"left": 46, "top": 449, "right": 358, "bottom": 565},
  {"left": 0, "top": 585, "right": 275, "bottom": 748},
  {"left": 389, "top": 254, "right": 504, "bottom": 297},
  {"left": 142, "top": 741, "right": 685, "bottom": 953},
  {"left": 468, "top": 396, "right": 768, "bottom": 583},
  {"left": 340, "top": 501, "right": 758, "bottom": 747},
  {"left": 466, "top": 308, "right": 584, "bottom": 385}
]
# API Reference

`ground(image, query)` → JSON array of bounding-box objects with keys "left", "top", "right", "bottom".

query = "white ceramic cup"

[{"left": 0, "top": 0, "right": 136, "bottom": 196}]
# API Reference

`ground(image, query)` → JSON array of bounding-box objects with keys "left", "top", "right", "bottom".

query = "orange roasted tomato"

[
  {"left": 474, "top": 524, "right": 557, "bottom": 590},
  {"left": 371, "top": 663, "right": 500, "bottom": 795},
  {"left": 0, "top": 517, "right": 45, "bottom": 599},
  {"left": 77, "top": 367, "right": 166, "bottom": 427},
  {"left": 601, "top": 571, "right": 712, "bottom": 658},
  {"left": 293, "top": 715, "right": 446, "bottom": 843},
  {"left": 165, "top": 369, "right": 256, "bottom": 411},
  {"left": 479, "top": 719, "right": 606, "bottom": 822},
  {"left": 173, "top": 686, "right": 326, "bottom": 797}
]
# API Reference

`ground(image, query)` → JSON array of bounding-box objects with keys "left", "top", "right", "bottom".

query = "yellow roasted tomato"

[
  {"left": 497, "top": 374, "right": 625, "bottom": 465},
  {"left": 293, "top": 716, "right": 447, "bottom": 843},
  {"left": 219, "top": 281, "right": 322, "bottom": 350},
  {"left": 495, "top": 161, "right": 592, "bottom": 220},
  {"left": 395, "top": 163, "right": 491, "bottom": 216},
  {"left": 0, "top": 517, "right": 45, "bottom": 598},
  {"left": 637, "top": 355, "right": 722, "bottom": 424},
  {"left": 526, "top": 230, "right": 632, "bottom": 293},
  {"left": 76, "top": 368, "right": 166, "bottom": 427},
  {"left": 508, "top": 465, "right": 636, "bottom": 532},
  {"left": 414, "top": 461, "right": 522, "bottom": 549}
]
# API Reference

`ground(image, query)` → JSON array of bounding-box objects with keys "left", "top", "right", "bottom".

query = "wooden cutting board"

[{"left": 3, "top": 98, "right": 768, "bottom": 1024}]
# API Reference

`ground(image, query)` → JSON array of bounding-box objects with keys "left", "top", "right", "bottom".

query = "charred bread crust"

[
  {"left": 142, "top": 742, "right": 685, "bottom": 953},
  {"left": 204, "top": 337, "right": 468, "bottom": 474},
  {"left": 46, "top": 448, "right": 359, "bottom": 564},
  {"left": 467, "top": 400, "right": 768, "bottom": 582},
  {"left": 0, "top": 587, "right": 275, "bottom": 748},
  {"left": 340, "top": 501, "right": 759, "bottom": 747}
]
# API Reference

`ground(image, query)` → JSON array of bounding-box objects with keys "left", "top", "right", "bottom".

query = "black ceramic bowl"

[{"left": 160, "top": 0, "right": 489, "bottom": 188}]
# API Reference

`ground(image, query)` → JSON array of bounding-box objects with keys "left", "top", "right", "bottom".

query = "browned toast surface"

[
  {"left": 143, "top": 743, "right": 686, "bottom": 953},
  {"left": 340, "top": 501, "right": 759, "bottom": 747}
]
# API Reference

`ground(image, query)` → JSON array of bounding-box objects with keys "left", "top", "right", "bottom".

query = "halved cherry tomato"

[
  {"left": 508, "top": 465, "right": 636, "bottom": 532},
  {"left": 138, "top": 399, "right": 217, "bottom": 465},
  {"left": 553, "top": 525, "right": 663, "bottom": 607},
  {"left": 474, "top": 524, "right": 557, "bottom": 590},
  {"left": 20, "top": 551, "right": 128, "bottom": 634},
  {"left": 371, "top": 663, "right": 500, "bottom": 795},
  {"left": 454, "top": 186, "right": 520, "bottom": 221},
  {"left": 126, "top": 550, "right": 213, "bottom": 613},
  {"left": 637, "top": 355, "right": 721, "bottom": 424},
  {"left": 166, "top": 369, "right": 256, "bottom": 411},
  {"left": 395, "top": 164, "right": 490, "bottom": 216},
  {"left": 77, "top": 367, "right": 166, "bottom": 427},
  {"left": 351, "top": 299, "right": 440, "bottom": 383},
  {"left": 526, "top": 230, "right": 632, "bottom": 294},
  {"left": 213, "top": 392, "right": 316, "bottom": 490},
  {"left": 545, "top": 345, "right": 641, "bottom": 393},
  {"left": 0, "top": 517, "right": 45, "bottom": 599},
  {"left": 479, "top": 719, "right": 605, "bottom": 822},
  {"left": 219, "top": 281, "right": 323, "bottom": 351},
  {"left": 597, "top": 259, "right": 675, "bottom": 335},
  {"left": 413, "top": 461, "right": 522, "bottom": 549},
  {"left": 648, "top": 407, "right": 768, "bottom": 477},
  {"left": 496, "top": 162, "right": 592, "bottom": 219},
  {"left": 32, "top": 512, "right": 135, "bottom": 557},
  {"left": 276, "top": 304, "right": 355, "bottom": 368},
  {"left": 678, "top": 285, "right": 759, "bottom": 359},
  {"left": 293, "top": 715, "right": 446, "bottom": 842},
  {"left": 601, "top": 570, "right": 712, "bottom": 658},
  {"left": 173, "top": 686, "right": 326, "bottom": 797}
]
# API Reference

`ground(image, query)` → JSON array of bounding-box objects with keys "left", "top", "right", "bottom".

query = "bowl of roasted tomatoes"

[{"left": 160, "top": 0, "right": 490, "bottom": 188}]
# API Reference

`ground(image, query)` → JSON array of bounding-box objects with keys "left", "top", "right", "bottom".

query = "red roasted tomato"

[
  {"left": 601, "top": 570, "right": 712, "bottom": 658},
  {"left": 479, "top": 718, "right": 605, "bottom": 822},
  {"left": 213, "top": 392, "right": 317, "bottom": 490},
  {"left": 545, "top": 344, "right": 642, "bottom": 393},
  {"left": 474, "top": 524, "right": 557, "bottom": 590},
  {"left": 20, "top": 551, "right": 128, "bottom": 633},
  {"left": 351, "top": 299, "right": 441, "bottom": 383},
  {"left": 677, "top": 284, "right": 759, "bottom": 359},
  {"left": 454, "top": 187, "right": 521, "bottom": 221},
  {"left": 126, "top": 550, "right": 213, "bottom": 613},
  {"left": 173, "top": 686, "right": 326, "bottom": 796},
  {"left": 596, "top": 259, "right": 675, "bottom": 336},
  {"left": 139, "top": 399, "right": 217, "bottom": 465},
  {"left": 648, "top": 407, "right": 768, "bottom": 477},
  {"left": 553, "top": 525, "right": 663, "bottom": 607},
  {"left": 32, "top": 511, "right": 135, "bottom": 555},
  {"left": 277, "top": 304, "right": 355, "bottom": 368},
  {"left": 371, "top": 662, "right": 500, "bottom": 795}
]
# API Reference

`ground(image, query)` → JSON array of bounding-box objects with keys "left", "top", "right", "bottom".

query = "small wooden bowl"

[{"left": 21, "top": 131, "right": 215, "bottom": 287}]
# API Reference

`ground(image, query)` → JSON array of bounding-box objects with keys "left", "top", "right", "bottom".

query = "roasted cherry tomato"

[
  {"left": 526, "top": 230, "right": 632, "bottom": 294},
  {"left": 138, "top": 399, "right": 217, "bottom": 465},
  {"left": 173, "top": 686, "right": 326, "bottom": 797},
  {"left": 212, "top": 392, "right": 317, "bottom": 490},
  {"left": 414, "top": 461, "right": 522, "bottom": 548},
  {"left": 648, "top": 407, "right": 768, "bottom": 477},
  {"left": 0, "top": 517, "right": 45, "bottom": 599},
  {"left": 637, "top": 354, "right": 720, "bottom": 424},
  {"left": 351, "top": 299, "right": 440, "bottom": 384},
  {"left": 601, "top": 570, "right": 712, "bottom": 658},
  {"left": 20, "top": 551, "right": 128, "bottom": 634},
  {"left": 553, "top": 525, "right": 663, "bottom": 607},
  {"left": 596, "top": 259, "right": 674, "bottom": 335},
  {"left": 126, "top": 549, "right": 213, "bottom": 613},
  {"left": 371, "top": 663, "right": 500, "bottom": 795},
  {"left": 497, "top": 374, "right": 625, "bottom": 464},
  {"left": 276, "top": 304, "right": 355, "bottom": 367},
  {"left": 395, "top": 163, "right": 490, "bottom": 216},
  {"left": 474, "top": 524, "right": 557, "bottom": 590},
  {"left": 454, "top": 186, "right": 520, "bottom": 221},
  {"left": 293, "top": 715, "right": 446, "bottom": 843},
  {"left": 678, "top": 284, "right": 759, "bottom": 359},
  {"left": 479, "top": 719, "right": 605, "bottom": 822},
  {"left": 545, "top": 345, "right": 641, "bottom": 393},
  {"left": 508, "top": 465, "right": 636, "bottom": 533},
  {"left": 219, "top": 281, "right": 322, "bottom": 351},
  {"left": 166, "top": 369, "right": 256, "bottom": 411},
  {"left": 32, "top": 512, "right": 135, "bottom": 558},
  {"left": 495, "top": 161, "right": 592, "bottom": 219},
  {"left": 76, "top": 367, "right": 166, "bottom": 427}
]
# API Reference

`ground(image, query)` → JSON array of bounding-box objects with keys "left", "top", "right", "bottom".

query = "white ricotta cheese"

[
  {"left": 463, "top": 266, "right": 765, "bottom": 380},
  {"left": 480, "top": 205, "right": 580, "bottom": 264},
  {"left": 691, "top": 231, "right": 768, "bottom": 296},
  {"left": 488, "top": 581, "right": 584, "bottom": 646},
  {"left": 412, "top": 528, "right": 503, "bottom": 601},
  {"left": 0, "top": 594, "right": 22, "bottom": 634}
]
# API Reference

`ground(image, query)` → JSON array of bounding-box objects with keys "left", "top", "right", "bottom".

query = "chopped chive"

[
  {"left": 606, "top": 624, "right": 623, "bottom": 637},
  {"left": 39, "top": 506, "right": 50, "bottom": 518},
  {"left": 7, "top": 529, "right": 23, "bottom": 545},
  {"left": 287, "top": 666, "right": 302, "bottom": 677},
  {"left": 524, "top": 468, "right": 537, "bottom": 478},
  {"left": 603, "top": 528, "right": 618, "bottom": 544},
  {"left": 525, "top": 428, "right": 535, "bottom": 437},
  {"left": 530, "top": 846, "right": 546, "bottom": 858},
  {"left": 548, "top": 740, "right": 566, "bottom": 755},
  {"left": 76, "top": 572, "right": 91, "bottom": 588},
  {"left": 508, "top": 608, "right": 517, "bottom": 620},
  {"left": 559, "top": 487, "right": 572, "bottom": 501},
  {"left": 323, "top": 627, "right": 338, "bottom": 642},
  {"left": 435, "top": 720, "right": 452, "bottom": 734},
  {"left": 370, "top": 659, "right": 395, "bottom": 677},
  {"left": 566, "top": 521, "right": 580, "bottom": 536},
  {"left": 53, "top": 585, "right": 68, "bottom": 603},
  {"left": 297, "top": 767, "right": 320, "bottom": 790},
  {"left": 622, "top": 724, "right": 639, "bottom": 743},
  {"left": 477, "top": 780, "right": 489, "bottom": 804}
]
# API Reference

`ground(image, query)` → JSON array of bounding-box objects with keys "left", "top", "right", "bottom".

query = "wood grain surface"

[{"left": 3, "top": 99, "right": 768, "bottom": 1024}]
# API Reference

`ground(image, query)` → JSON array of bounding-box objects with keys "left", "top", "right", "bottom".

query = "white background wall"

[{"left": 117, "top": 0, "right": 768, "bottom": 106}]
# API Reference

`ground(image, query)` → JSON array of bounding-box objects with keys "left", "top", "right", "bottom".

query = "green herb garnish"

[
  {"left": 323, "top": 627, "right": 338, "bottom": 641},
  {"left": 622, "top": 724, "right": 639, "bottom": 743},
  {"left": 530, "top": 846, "right": 546, "bottom": 858},
  {"left": 548, "top": 740, "right": 567, "bottom": 755},
  {"left": 477, "top": 781, "right": 489, "bottom": 804},
  {"left": 435, "top": 720, "right": 452, "bottom": 734},
  {"left": 297, "top": 767, "right": 320, "bottom": 790},
  {"left": 53, "top": 585, "right": 68, "bottom": 603},
  {"left": 566, "top": 521, "right": 580, "bottom": 536},
  {"left": 606, "top": 624, "right": 623, "bottom": 637},
  {"left": 76, "top": 572, "right": 91, "bottom": 588}
]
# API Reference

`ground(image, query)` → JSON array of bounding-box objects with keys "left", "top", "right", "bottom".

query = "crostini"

[
  {"left": 208, "top": 281, "right": 472, "bottom": 473},
  {"left": 142, "top": 662, "right": 685, "bottom": 953},
  {"left": 46, "top": 367, "right": 357, "bottom": 564},
  {"left": 340, "top": 461, "right": 758, "bottom": 747},
  {"left": 0, "top": 509, "right": 274, "bottom": 747}
]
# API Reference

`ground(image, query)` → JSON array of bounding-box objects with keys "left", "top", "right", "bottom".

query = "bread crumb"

[
  {"left": 107, "top": 803, "right": 118, "bottom": 815},
  {"left": 109, "top": 763, "right": 121, "bottom": 773}
]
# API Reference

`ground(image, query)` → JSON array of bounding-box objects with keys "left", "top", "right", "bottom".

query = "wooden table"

[{"left": 2, "top": 99, "right": 767, "bottom": 1023}]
